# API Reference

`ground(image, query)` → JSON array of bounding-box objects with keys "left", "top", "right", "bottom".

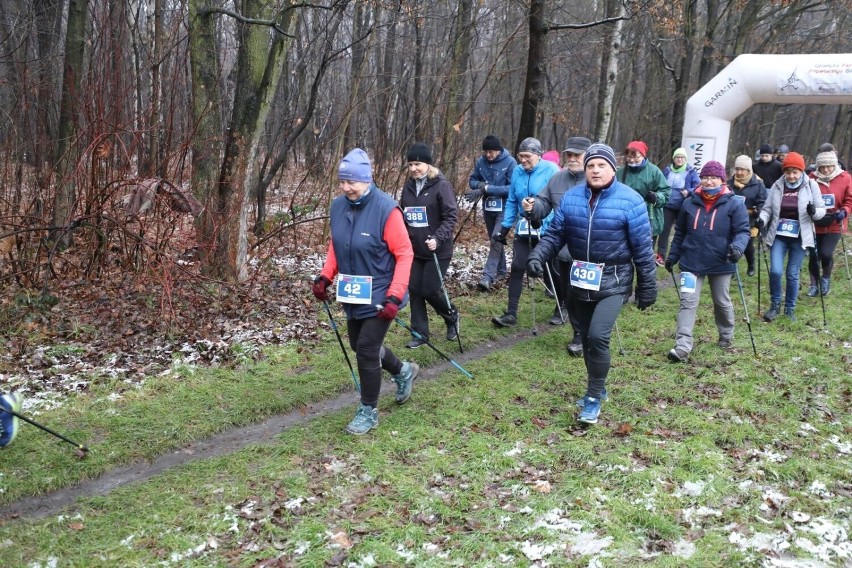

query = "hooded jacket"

[
  {"left": 400, "top": 166, "right": 458, "bottom": 260},
  {"left": 667, "top": 187, "right": 751, "bottom": 275},
  {"left": 528, "top": 179, "right": 657, "bottom": 304},
  {"left": 662, "top": 165, "right": 700, "bottom": 211},
  {"left": 467, "top": 148, "right": 517, "bottom": 212},
  {"left": 501, "top": 158, "right": 560, "bottom": 234},
  {"left": 617, "top": 161, "right": 670, "bottom": 236},
  {"left": 758, "top": 177, "right": 826, "bottom": 249}
]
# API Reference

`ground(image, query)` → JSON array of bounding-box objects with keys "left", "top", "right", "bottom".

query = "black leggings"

[
  {"left": 808, "top": 232, "right": 841, "bottom": 282},
  {"left": 506, "top": 235, "right": 538, "bottom": 315},
  {"left": 657, "top": 208, "right": 679, "bottom": 259},
  {"left": 409, "top": 256, "right": 454, "bottom": 340},
  {"left": 347, "top": 317, "right": 404, "bottom": 407}
]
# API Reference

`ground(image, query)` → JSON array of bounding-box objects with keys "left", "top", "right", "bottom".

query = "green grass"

[{"left": 1, "top": 259, "right": 851, "bottom": 566}]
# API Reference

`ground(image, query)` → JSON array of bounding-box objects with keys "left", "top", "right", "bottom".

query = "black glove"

[
  {"left": 806, "top": 202, "right": 816, "bottom": 217},
  {"left": 636, "top": 298, "right": 655, "bottom": 311},
  {"left": 464, "top": 188, "right": 484, "bottom": 202},
  {"left": 727, "top": 245, "right": 743, "bottom": 262},
  {"left": 644, "top": 191, "right": 657, "bottom": 204},
  {"left": 477, "top": 181, "right": 487, "bottom": 191},
  {"left": 836, "top": 209, "right": 848, "bottom": 222},
  {"left": 527, "top": 257, "right": 544, "bottom": 278},
  {"left": 492, "top": 226, "right": 510, "bottom": 245},
  {"left": 755, "top": 217, "right": 765, "bottom": 230},
  {"left": 664, "top": 257, "right": 674, "bottom": 272}
]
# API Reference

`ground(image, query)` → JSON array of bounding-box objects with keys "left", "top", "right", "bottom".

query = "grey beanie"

[{"left": 518, "top": 137, "right": 543, "bottom": 155}]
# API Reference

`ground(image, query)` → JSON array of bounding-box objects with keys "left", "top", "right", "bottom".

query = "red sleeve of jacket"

[
  {"left": 319, "top": 240, "right": 338, "bottom": 282},
  {"left": 383, "top": 208, "right": 414, "bottom": 300}
]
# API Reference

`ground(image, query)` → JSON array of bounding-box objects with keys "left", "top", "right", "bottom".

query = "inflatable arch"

[{"left": 681, "top": 53, "right": 852, "bottom": 169}]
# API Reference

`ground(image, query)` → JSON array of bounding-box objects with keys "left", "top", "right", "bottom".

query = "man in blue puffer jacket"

[
  {"left": 466, "top": 135, "right": 518, "bottom": 291},
  {"left": 665, "top": 160, "right": 750, "bottom": 363},
  {"left": 527, "top": 143, "right": 657, "bottom": 426}
]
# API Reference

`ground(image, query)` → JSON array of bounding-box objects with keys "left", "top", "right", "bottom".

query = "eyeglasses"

[
  {"left": 517, "top": 153, "right": 536, "bottom": 160},
  {"left": 699, "top": 176, "right": 720, "bottom": 181}
]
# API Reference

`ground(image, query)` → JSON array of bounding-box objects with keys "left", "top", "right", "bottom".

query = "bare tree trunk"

[
  {"left": 413, "top": 15, "right": 425, "bottom": 142},
  {"left": 516, "top": 0, "right": 547, "bottom": 149},
  {"left": 440, "top": 0, "right": 473, "bottom": 181},
  {"left": 343, "top": 2, "right": 368, "bottom": 148},
  {"left": 50, "top": 0, "right": 89, "bottom": 246},
  {"left": 594, "top": 0, "right": 624, "bottom": 142}
]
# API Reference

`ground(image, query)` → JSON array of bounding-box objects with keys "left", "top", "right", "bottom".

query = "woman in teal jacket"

[{"left": 491, "top": 137, "right": 560, "bottom": 327}]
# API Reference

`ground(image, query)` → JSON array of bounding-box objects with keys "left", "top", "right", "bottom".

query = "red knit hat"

[
  {"left": 782, "top": 151, "right": 806, "bottom": 172},
  {"left": 626, "top": 140, "right": 649, "bottom": 158}
]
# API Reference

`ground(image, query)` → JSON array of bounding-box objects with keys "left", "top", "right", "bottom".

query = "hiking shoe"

[
  {"left": 667, "top": 348, "right": 689, "bottom": 363},
  {"left": 820, "top": 277, "right": 830, "bottom": 296},
  {"left": 566, "top": 332, "right": 583, "bottom": 357},
  {"left": 406, "top": 337, "right": 428, "bottom": 349},
  {"left": 476, "top": 277, "right": 493, "bottom": 292},
  {"left": 763, "top": 302, "right": 781, "bottom": 322},
  {"left": 806, "top": 285, "right": 819, "bottom": 297},
  {"left": 549, "top": 307, "right": 565, "bottom": 326},
  {"left": 747, "top": 266, "right": 756, "bottom": 276},
  {"left": 578, "top": 397, "right": 603, "bottom": 424},
  {"left": 655, "top": 254, "right": 665, "bottom": 267},
  {"left": 575, "top": 388, "right": 608, "bottom": 408},
  {"left": 784, "top": 307, "right": 796, "bottom": 322},
  {"left": 717, "top": 338, "right": 733, "bottom": 349},
  {"left": 492, "top": 312, "right": 517, "bottom": 327},
  {"left": 393, "top": 362, "right": 419, "bottom": 404},
  {"left": 345, "top": 404, "right": 378, "bottom": 435},
  {"left": 0, "top": 393, "right": 23, "bottom": 448},
  {"left": 446, "top": 310, "right": 460, "bottom": 341}
]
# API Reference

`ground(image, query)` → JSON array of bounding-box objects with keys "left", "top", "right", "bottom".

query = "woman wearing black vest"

[{"left": 312, "top": 149, "right": 418, "bottom": 435}]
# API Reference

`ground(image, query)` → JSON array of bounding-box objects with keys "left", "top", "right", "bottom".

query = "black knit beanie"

[
  {"left": 482, "top": 135, "right": 501, "bottom": 151},
  {"left": 406, "top": 142, "right": 433, "bottom": 164}
]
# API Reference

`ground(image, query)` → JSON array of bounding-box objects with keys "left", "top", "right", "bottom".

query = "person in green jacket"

[{"left": 617, "top": 140, "right": 671, "bottom": 266}]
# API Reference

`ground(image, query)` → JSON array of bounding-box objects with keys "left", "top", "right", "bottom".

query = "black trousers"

[{"left": 409, "top": 256, "right": 454, "bottom": 340}]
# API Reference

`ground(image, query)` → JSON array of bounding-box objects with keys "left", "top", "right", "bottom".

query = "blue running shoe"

[
  {"left": 575, "top": 389, "right": 608, "bottom": 408},
  {"left": 578, "top": 397, "right": 602, "bottom": 425}
]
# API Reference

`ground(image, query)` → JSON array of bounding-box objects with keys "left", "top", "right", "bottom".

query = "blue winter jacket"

[
  {"left": 529, "top": 179, "right": 657, "bottom": 303},
  {"left": 662, "top": 165, "right": 701, "bottom": 210},
  {"left": 501, "top": 159, "right": 560, "bottom": 234},
  {"left": 667, "top": 187, "right": 751, "bottom": 275},
  {"left": 468, "top": 148, "right": 517, "bottom": 211}
]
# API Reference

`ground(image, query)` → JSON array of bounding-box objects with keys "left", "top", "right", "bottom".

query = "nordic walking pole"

[
  {"left": 391, "top": 316, "right": 474, "bottom": 379},
  {"left": 527, "top": 231, "right": 537, "bottom": 336},
  {"left": 733, "top": 265, "right": 758, "bottom": 357},
  {"left": 809, "top": 206, "right": 827, "bottom": 328},
  {"left": 543, "top": 261, "right": 566, "bottom": 323},
  {"left": 667, "top": 265, "right": 681, "bottom": 301},
  {"left": 6, "top": 408, "right": 88, "bottom": 452},
  {"left": 614, "top": 321, "right": 625, "bottom": 356},
  {"left": 757, "top": 234, "right": 762, "bottom": 313},
  {"left": 322, "top": 300, "right": 360, "bottom": 392},
  {"left": 432, "top": 251, "right": 463, "bottom": 353},
  {"left": 840, "top": 225, "right": 852, "bottom": 292}
]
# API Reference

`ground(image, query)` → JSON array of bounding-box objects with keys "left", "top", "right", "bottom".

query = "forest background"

[{"left": 0, "top": 0, "right": 850, "bottom": 345}]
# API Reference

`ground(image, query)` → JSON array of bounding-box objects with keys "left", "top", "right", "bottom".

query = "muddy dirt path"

[{"left": 1, "top": 329, "right": 547, "bottom": 521}]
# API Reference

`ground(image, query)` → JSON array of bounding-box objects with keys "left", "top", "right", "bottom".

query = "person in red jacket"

[
  {"left": 807, "top": 151, "right": 852, "bottom": 297},
  {"left": 311, "top": 148, "right": 417, "bottom": 435}
]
